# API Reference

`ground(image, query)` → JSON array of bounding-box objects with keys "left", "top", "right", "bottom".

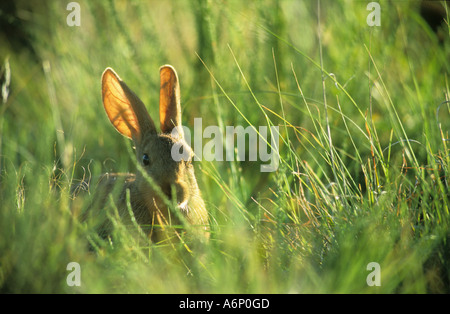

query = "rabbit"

[{"left": 94, "top": 65, "right": 209, "bottom": 242}]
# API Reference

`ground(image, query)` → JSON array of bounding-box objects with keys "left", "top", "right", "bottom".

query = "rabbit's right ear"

[
  {"left": 159, "top": 65, "right": 182, "bottom": 135},
  {"left": 102, "top": 68, "right": 156, "bottom": 142}
]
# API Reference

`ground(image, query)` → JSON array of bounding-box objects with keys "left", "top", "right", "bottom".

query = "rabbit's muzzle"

[{"left": 134, "top": 165, "right": 193, "bottom": 217}]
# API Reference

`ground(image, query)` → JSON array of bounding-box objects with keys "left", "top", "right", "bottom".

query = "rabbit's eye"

[{"left": 142, "top": 153, "right": 150, "bottom": 166}]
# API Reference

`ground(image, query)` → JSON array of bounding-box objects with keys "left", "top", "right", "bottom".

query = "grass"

[{"left": 0, "top": 0, "right": 449, "bottom": 293}]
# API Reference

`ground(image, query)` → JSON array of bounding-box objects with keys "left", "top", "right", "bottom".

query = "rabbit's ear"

[
  {"left": 102, "top": 68, "right": 156, "bottom": 141},
  {"left": 159, "top": 65, "right": 182, "bottom": 135}
]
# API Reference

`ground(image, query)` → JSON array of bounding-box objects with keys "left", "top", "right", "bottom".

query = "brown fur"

[{"left": 96, "top": 65, "right": 209, "bottom": 242}]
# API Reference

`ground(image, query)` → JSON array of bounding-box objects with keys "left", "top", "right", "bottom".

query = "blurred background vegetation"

[{"left": 0, "top": 0, "right": 449, "bottom": 293}]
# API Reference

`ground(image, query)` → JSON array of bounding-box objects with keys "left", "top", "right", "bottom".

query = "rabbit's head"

[{"left": 101, "top": 66, "right": 206, "bottom": 228}]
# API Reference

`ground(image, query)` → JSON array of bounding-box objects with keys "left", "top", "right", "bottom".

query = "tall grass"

[{"left": 0, "top": 0, "right": 449, "bottom": 293}]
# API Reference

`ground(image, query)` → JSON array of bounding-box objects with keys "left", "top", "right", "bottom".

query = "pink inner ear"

[
  {"left": 159, "top": 66, "right": 181, "bottom": 134},
  {"left": 102, "top": 69, "right": 139, "bottom": 139}
]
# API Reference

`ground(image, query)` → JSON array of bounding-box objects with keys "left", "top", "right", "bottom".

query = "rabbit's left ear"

[
  {"left": 102, "top": 68, "right": 156, "bottom": 142},
  {"left": 159, "top": 65, "right": 182, "bottom": 135}
]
